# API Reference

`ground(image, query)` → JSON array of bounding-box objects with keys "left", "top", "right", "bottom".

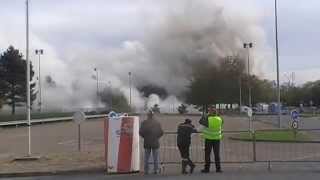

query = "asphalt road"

[{"left": 2, "top": 172, "right": 320, "bottom": 180}]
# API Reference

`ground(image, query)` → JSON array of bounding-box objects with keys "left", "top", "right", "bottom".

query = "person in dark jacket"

[
  {"left": 139, "top": 110, "right": 164, "bottom": 174},
  {"left": 177, "top": 118, "right": 197, "bottom": 174}
]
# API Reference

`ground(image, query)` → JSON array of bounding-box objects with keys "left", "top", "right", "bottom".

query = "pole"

[
  {"left": 96, "top": 69, "right": 99, "bottom": 97},
  {"left": 247, "top": 48, "right": 252, "bottom": 109},
  {"left": 109, "top": 81, "right": 112, "bottom": 110},
  {"left": 275, "top": 0, "right": 281, "bottom": 128},
  {"left": 26, "top": 0, "right": 31, "bottom": 156},
  {"left": 239, "top": 76, "right": 242, "bottom": 114},
  {"left": 38, "top": 53, "right": 42, "bottom": 112},
  {"left": 246, "top": 46, "right": 253, "bottom": 131},
  {"left": 78, "top": 124, "right": 81, "bottom": 151},
  {"left": 129, "top": 72, "right": 132, "bottom": 108}
]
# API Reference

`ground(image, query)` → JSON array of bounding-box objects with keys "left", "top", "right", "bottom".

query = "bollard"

[
  {"left": 252, "top": 130, "right": 256, "bottom": 162},
  {"left": 268, "top": 161, "right": 272, "bottom": 172}
]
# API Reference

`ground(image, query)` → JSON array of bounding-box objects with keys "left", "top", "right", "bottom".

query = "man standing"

[
  {"left": 199, "top": 107, "right": 223, "bottom": 173},
  {"left": 139, "top": 110, "right": 164, "bottom": 175},
  {"left": 177, "top": 118, "right": 197, "bottom": 174}
]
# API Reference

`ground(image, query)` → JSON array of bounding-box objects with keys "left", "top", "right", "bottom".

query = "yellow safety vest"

[{"left": 201, "top": 116, "right": 223, "bottom": 140}]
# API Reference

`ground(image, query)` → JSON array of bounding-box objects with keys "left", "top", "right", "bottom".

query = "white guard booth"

[{"left": 104, "top": 112, "right": 140, "bottom": 173}]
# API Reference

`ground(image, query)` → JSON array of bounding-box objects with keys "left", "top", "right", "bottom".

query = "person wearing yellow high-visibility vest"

[{"left": 199, "top": 107, "right": 223, "bottom": 173}]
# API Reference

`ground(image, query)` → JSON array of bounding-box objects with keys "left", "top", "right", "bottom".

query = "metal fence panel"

[{"left": 159, "top": 129, "right": 320, "bottom": 165}]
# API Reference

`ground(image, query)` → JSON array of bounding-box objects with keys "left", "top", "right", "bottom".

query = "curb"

[{"left": 0, "top": 167, "right": 106, "bottom": 178}]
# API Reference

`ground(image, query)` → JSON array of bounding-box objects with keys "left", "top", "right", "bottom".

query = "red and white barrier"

[{"left": 104, "top": 115, "right": 140, "bottom": 173}]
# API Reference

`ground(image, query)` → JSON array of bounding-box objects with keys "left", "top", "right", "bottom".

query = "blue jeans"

[{"left": 144, "top": 148, "right": 159, "bottom": 174}]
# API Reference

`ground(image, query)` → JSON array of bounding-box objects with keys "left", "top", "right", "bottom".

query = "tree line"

[{"left": 184, "top": 56, "right": 319, "bottom": 108}]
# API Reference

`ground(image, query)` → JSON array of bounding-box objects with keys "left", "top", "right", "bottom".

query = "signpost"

[{"left": 73, "top": 111, "right": 86, "bottom": 151}]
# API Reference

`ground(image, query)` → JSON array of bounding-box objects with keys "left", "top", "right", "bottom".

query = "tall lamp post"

[
  {"left": 275, "top": 0, "right": 281, "bottom": 128},
  {"left": 35, "top": 49, "right": 43, "bottom": 112},
  {"left": 25, "top": 0, "right": 32, "bottom": 156},
  {"left": 244, "top": 42, "right": 253, "bottom": 131},
  {"left": 108, "top": 81, "right": 112, "bottom": 110},
  {"left": 128, "top": 72, "right": 132, "bottom": 109},
  {"left": 94, "top": 68, "right": 99, "bottom": 99}
]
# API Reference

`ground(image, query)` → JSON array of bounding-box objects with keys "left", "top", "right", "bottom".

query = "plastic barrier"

[{"left": 104, "top": 112, "right": 140, "bottom": 173}]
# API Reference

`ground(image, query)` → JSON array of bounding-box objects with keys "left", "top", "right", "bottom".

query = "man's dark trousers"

[
  {"left": 204, "top": 139, "right": 221, "bottom": 171},
  {"left": 178, "top": 143, "right": 193, "bottom": 164}
]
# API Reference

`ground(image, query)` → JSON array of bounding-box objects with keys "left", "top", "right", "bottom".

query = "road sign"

[
  {"left": 73, "top": 111, "right": 86, "bottom": 152},
  {"left": 291, "top": 121, "right": 298, "bottom": 129},
  {"left": 108, "top": 111, "right": 119, "bottom": 118},
  {"left": 291, "top": 110, "right": 299, "bottom": 121},
  {"left": 73, "top": 111, "right": 86, "bottom": 124}
]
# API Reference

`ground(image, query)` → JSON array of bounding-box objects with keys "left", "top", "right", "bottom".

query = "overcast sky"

[
  {"left": 1, "top": 0, "right": 320, "bottom": 109},
  {"left": 1, "top": 0, "right": 320, "bottom": 83}
]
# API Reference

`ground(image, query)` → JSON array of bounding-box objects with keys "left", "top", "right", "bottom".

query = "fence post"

[{"left": 252, "top": 130, "right": 256, "bottom": 162}]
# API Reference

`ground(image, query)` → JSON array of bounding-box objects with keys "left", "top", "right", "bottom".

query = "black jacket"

[
  {"left": 139, "top": 118, "right": 164, "bottom": 149},
  {"left": 177, "top": 122, "right": 197, "bottom": 145},
  {"left": 199, "top": 115, "right": 209, "bottom": 127}
]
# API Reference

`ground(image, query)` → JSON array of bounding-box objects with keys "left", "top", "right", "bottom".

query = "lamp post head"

[
  {"left": 35, "top": 49, "right": 44, "bottom": 55},
  {"left": 243, "top": 42, "right": 253, "bottom": 49}
]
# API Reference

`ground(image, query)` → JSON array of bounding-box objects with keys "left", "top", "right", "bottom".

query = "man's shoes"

[
  {"left": 190, "top": 164, "right": 196, "bottom": 174},
  {"left": 182, "top": 160, "right": 188, "bottom": 174},
  {"left": 201, "top": 169, "right": 210, "bottom": 173},
  {"left": 216, "top": 169, "right": 223, "bottom": 173}
]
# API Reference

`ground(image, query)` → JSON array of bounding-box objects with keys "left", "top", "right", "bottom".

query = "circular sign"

[
  {"left": 247, "top": 108, "right": 253, "bottom": 117},
  {"left": 108, "top": 111, "right": 118, "bottom": 118},
  {"left": 291, "top": 110, "right": 299, "bottom": 121},
  {"left": 291, "top": 121, "right": 298, "bottom": 129},
  {"left": 73, "top": 111, "right": 86, "bottom": 124}
]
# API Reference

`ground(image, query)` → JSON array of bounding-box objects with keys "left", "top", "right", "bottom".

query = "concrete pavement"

[{"left": 1, "top": 171, "right": 320, "bottom": 180}]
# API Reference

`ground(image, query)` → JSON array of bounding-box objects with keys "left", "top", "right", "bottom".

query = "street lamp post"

[
  {"left": 94, "top": 68, "right": 99, "bottom": 99},
  {"left": 128, "top": 72, "right": 132, "bottom": 109},
  {"left": 275, "top": 0, "right": 282, "bottom": 128},
  {"left": 244, "top": 42, "right": 253, "bottom": 131},
  {"left": 239, "top": 75, "right": 242, "bottom": 114},
  {"left": 35, "top": 49, "right": 43, "bottom": 112},
  {"left": 108, "top": 81, "right": 112, "bottom": 110},
  {"left": 25, "top": 0, "right": 32, "bottom": 156}
]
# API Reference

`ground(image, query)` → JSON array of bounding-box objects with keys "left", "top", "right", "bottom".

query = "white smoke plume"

[{"left": 0, "top": 0, "right": 272, "bottom": 112}]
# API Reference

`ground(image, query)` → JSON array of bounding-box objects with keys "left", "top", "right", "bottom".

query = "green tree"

[
  {"left": 185, "top": 56, "right": 246, "bottom": 108},
  {"left": 0, "top": 46, "right": 37, "bottom": 114}
]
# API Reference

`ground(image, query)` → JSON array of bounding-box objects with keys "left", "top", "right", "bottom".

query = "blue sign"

[
  {"left": 108, "top": 111, "right": 119, "bottom": 118},
  {"left": 291, "top": 110, "right": 299, "bottom": 121}
]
